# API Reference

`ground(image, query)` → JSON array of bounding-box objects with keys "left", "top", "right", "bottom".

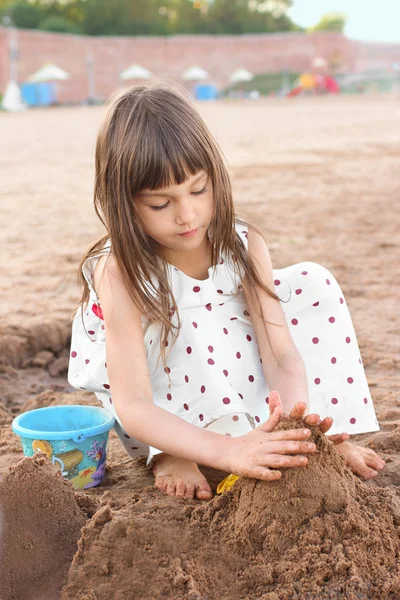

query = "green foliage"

[
  {"left": 5, "top": 1, "right": 42, "bottom": 28},
  {"left": 0, "top": 0, "right": 298, "bottom": 36},
  {"left": 79, "top": 0, "right": 169, "bottom": 36},
  {"left": 308, "top": 12, "right": 346, "bottom": 33},
  {"left": 168, "top": 0, "right": 295, "bottom": 35},
  {"left": 38, "top": 15, "right": 82, "bottom": 34},
  {"left": 206, "top": 0, "right": 294, "bottom": 35}
]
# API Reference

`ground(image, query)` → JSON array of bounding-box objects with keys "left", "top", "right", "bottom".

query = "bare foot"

[
  {"left": 152, "top": 454, "right": 213, "bottom": 500},
  {"left": 335, "top": 441, "right": 385, "bottom": 479}
]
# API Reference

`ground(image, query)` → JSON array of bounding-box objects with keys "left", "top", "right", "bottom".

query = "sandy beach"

[{"left": 1, "top": 95, "right": 399, "bottom": 599}]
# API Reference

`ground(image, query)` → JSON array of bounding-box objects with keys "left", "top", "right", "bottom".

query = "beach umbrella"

[
  {"left": 1, "top": 80, "right": 25, "bottom": 112},
  {"left": 230, "top": 68, "right": 254, "bottom": 83},
  {"left": 182, "top": 66, "right": 208, "bottom": 82},
  {"left": 120, "top": 64, "right": 152, "bottom": 80},
  {"left": 28, "top": 63, "right": 70, "bottom": 82}
]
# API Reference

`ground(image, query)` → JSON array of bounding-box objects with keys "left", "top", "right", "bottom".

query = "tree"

[
  {"left": 5, "top": 1, "right": 42, "bottom": 28},
  {"left": 39, "top": 15, "right": 82, "bottom": 34},
  {"left": 80, "top": 0, "right": 169, "bottom": 36},
  {"left": 0, "top": 0, "right": 298, "bottom": 36},
  {"left": 308, "top": 12, "right": 346, "bottom": 34},
  {"left": 179, "top": 0, "right": 295, "bottom": 35}
]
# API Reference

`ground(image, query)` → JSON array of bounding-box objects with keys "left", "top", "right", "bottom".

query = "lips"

[{"left": 178, "top": 228, "right": 198, "bottom": 237}]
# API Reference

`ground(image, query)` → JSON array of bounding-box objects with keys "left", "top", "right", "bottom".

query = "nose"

[{"left": 174, "top": 197, "right": 196, "bottom": 227}]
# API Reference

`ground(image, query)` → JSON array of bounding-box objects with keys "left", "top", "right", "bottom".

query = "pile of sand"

[
  {"left": 200, "top": 426, "right": 400, "bottom": 599},
  {"left": 60, "top": 424, "right": 400, "bottom": 600},
  {"left": 0, "top": 455, "right": 86, "bottom": 600},
  {"left": 1, "top": 409, "right": 399, "bottom": 600}
]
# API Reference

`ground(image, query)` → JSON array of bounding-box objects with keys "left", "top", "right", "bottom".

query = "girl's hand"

[
  {"left": 286, "top": 402, "right": 349, "bottom": 445},
  {"left": 227, "top": 391, "right": 317, "bottom": 481}
]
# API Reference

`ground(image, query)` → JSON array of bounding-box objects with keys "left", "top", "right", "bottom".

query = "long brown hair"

[{"left": 77, "top": 80, "right": 280, "bottom": 367}]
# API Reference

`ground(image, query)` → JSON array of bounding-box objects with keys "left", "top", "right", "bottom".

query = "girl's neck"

[{"left": 159, "top": 235, "right": 213, "bottom": 281}]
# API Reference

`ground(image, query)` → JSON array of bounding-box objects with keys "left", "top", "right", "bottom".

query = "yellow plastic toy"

[{"left": 216, "top": 474, "right": 239, "bottom": 494}]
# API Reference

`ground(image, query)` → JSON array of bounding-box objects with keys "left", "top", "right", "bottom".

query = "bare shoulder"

[
  {"left": 93, "top": 257, "right": 151, "bottom": 407},
  {"left": 94, "top": 254, "right": 143, "bottom": 325},
  {"left": 246, "top": 226, "right": 273, "bottom": 282},
  {"left": 246, "top": 226, "right": 267, "bottom": 250},
  {"left": 93, "top": 254, "right": 111, "bottom": 297}
]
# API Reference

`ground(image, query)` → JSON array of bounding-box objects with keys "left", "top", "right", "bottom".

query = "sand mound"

[
  {"left": 369, "top": 426, "right": 400, "bottom": 453},
  {"left": 61, "top": 425, "right": 400, "bottom": 600},
  {"left": 0, "top": 322, "right": 71, "bottom": 368},
  {"left": 203, "top": 425, "right": 400, "bottom": 599},
  {"left": 19, "top": 389, "right": 98, "bottom": 414},
  {"left": 0, "top": 403, "right": 21, "bottom": 470},
  {"left": 0, "top": 454, "right": 86, "bottom": 600}
]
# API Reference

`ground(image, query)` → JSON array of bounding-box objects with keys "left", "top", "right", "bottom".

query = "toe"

[
  {"left": 166, "top": 483, "right": 176, "bottom": 496},
  {"left": 154, "top": 477, "right": 167, "bottom": 492},
  {"left": 175, "top": 481, "right": 186, "bottom": 498},
  {"left": 184, "top": 483, "right": 195, "bottom": 499},
  {"left": 195, "top": 482, "right": 213, "bottom": 501}
]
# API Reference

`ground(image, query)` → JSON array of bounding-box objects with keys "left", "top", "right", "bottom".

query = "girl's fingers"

[
  {"left": 303, "top": 413, "right": 321, "bottom": 426},
  {"left": 268, "top": 390, "right": 282, "bottom": 414},
  {"left": 257, "top": 408, "right": 282, "bottom": 434},
  {"left": 318, "top": 416, "right": 333, "bottom": 433},
  {"left": 289, "top": 402, "right": 307, "bottom": 420},
  {"left": 260, "top": 454, "right": 309, "bottom": 469},
  {"left": 257, "top": 391, "right": 282, "bottom": 433},
  {"left": 267, "top": 428, "right": 312, "bottom": 442},
  {"left": 364, "top": 451, "right": 385, "bottom": 470},
  {"left": 267, "top": 440, "right": 316, "bottom": 455},
  {"left": 352, "top": 461, "right": 378, "bottom": 480},
  {"left": 252, "top": 466, "right": 282, "bottom": 481},
  {"left": 327, "top": 432, "right": 349, "bottom": 445}
]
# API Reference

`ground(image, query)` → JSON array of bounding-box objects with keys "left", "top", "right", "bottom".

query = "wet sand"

[{"left": 0, "top": 95, "right": 399, "bottom": 599}]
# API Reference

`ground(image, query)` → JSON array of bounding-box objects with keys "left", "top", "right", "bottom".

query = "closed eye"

[
  {"left": 192, "top": 186, "right": 207, "bottom": 196},
  {"left": 150, "top": 202, "right": 169, "bottom": 211},
  {"left": 150, "top": 186, "right": 207, "bottom": 211}
]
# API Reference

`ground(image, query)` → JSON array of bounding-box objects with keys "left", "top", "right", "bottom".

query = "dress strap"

[{"left": 81, "top": 240, "right": 111, "bottom": 295}]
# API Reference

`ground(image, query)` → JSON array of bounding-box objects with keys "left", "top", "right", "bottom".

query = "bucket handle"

[{"left": 72, "top": 434, "right": 86, "bottom": 444}]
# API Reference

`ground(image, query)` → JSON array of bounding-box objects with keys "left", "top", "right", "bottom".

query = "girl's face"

[{"left": 135, "top": 170, "right": 214, "bottom": 259}]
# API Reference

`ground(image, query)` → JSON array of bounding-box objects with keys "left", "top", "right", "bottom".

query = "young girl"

[{"left": 68, "top": 82, "right": 384, "bottom": 500}]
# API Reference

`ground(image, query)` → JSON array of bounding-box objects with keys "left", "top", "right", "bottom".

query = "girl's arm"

[
  {"left": 95, "top": 254, "right": 316, "bottom": 478},
  {"left": 244, "top": 228, "right": 309, "bottom": 413},
  {"left": 95, "top": 255, "right": 228, "bottom": 469}
]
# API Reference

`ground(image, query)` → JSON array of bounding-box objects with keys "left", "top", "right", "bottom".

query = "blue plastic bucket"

[{"left": 12, "top": 405, "right": 115, "bottom": 490}]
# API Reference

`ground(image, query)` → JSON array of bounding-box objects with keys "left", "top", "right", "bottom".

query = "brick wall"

[{"left": 0, "top": 27, "right": 399, "bottom": 103}]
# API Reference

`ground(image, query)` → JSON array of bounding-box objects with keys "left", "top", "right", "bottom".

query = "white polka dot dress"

[{"left": 68, "top": 223, "right": 379, "bottom": 465}]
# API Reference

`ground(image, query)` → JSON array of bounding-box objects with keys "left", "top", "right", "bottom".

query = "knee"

[{"left": 299, "top": 262, "right": 342, "bottom": 296}]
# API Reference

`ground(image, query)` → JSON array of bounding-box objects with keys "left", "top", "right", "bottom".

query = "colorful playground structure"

[
  {"left": 288, "top": 73, "right": 340, "bottom": 96},
  {"left": 288, "top": 57, "right": 340, "bottom": 97}
]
